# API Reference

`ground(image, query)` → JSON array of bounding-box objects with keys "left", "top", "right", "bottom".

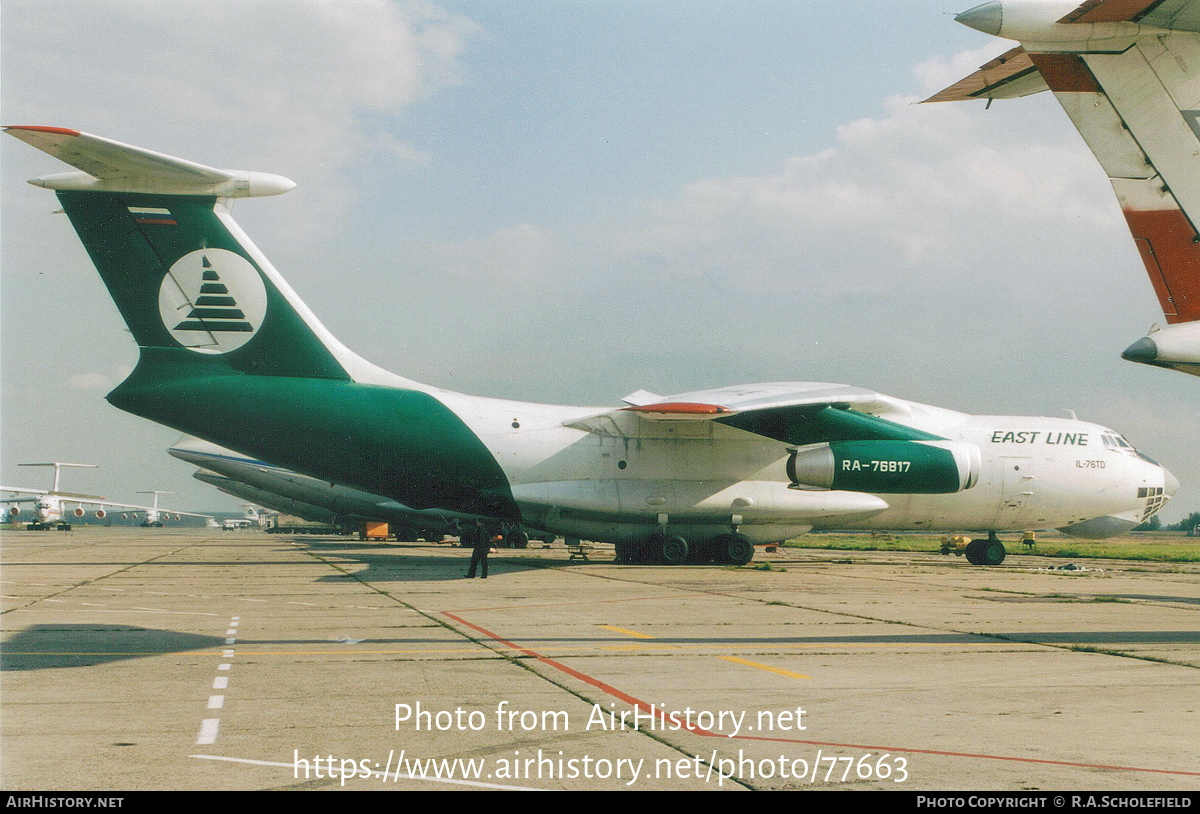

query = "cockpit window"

[{"left": 1101, "top": 432, "right": 1138, "bottom": 456}]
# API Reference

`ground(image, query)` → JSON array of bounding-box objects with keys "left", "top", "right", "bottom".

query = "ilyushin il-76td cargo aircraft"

[
  {"left": 5, "top": 126, "right": 1178, "bottom": 566},
  {"left": 928, "top": 0, "right": 1200, "bottom": 376}
]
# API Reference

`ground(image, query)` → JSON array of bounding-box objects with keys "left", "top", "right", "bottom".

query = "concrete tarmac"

[{"left": 1, "top": 527, "right": 1197, "bottom": 791}]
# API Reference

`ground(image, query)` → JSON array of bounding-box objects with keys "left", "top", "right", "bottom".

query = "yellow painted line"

[
  {"left": 600, "top": 625, "right": 656, "bottom": 639},
  {"left": 721, "top": 656, "right": 811, "bottom": 680}
]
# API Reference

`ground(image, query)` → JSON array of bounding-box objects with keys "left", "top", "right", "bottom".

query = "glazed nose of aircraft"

[{"left": 1164, "top": 465, "right": 1180, "bottom": 497}]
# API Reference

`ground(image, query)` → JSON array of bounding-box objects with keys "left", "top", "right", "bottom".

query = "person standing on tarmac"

[{"left": 466, "top": 521, "right": 493, "bottom": 579}]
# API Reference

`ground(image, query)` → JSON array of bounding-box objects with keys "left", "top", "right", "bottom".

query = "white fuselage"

[{"left": 192, "top": 383, "right": 1171, "bottom": 546}]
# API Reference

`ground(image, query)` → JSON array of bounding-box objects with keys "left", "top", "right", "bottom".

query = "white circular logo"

[{"left": 158, "top": 249, "right": 268, "bottom": 354}]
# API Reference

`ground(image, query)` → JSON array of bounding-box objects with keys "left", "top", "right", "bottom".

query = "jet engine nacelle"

[
  {"left": 7, "top": 506, "right": 20, "bottom": 518},
  {"left": 73, "top": 507, "right": 85, "bottom": 517},
  {"left": 95, "top": 508, "right": 106, "bottom": 520},
  {"left": 788, "top": 440, "right": 981, "bottom": 494}
]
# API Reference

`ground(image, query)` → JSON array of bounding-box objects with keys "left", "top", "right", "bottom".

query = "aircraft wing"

[
  {"left": 101, "top": 500, "right": 213, "bottom": 518},
  {"left": 923, "top": 46, "right": 1048, "bottom": 103},
  {"left": 1060, "top": 0, "right": 1200, "bottom": 30},
  {"left": 145, "top": 507, "right": 215, "bottom": 519},
  {"left": 2, "top": 487, "right": 49, "bottom": 498},
  {"left": 567, "top": 382, "right": 946, "bottom": 445},
  {"left": 52, "top": 496, "right": 213, "bottom": 518}
]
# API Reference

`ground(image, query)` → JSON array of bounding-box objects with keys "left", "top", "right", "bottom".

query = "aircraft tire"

[
  {"left": 724, "top": 534, "right": 755, "bottom": 566},
  {"left": 614, "top": 541, "right": 635, "bottom": 563},
  {"left": 506, "top": 528, "right": 529, "bottom": 549},
  {"left": 658, "top": 534, "right": 689, "bottom": 565},
  {"left": 982, "top": 539, "right": 1006, "bottom": 565},
  {"left": 964, "top": 539, "right": 985, "bottom": 565}
]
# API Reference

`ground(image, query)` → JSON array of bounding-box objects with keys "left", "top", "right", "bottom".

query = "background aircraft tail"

[{"left": 926, "top": 1, "right": 1200, "bottom": 375}]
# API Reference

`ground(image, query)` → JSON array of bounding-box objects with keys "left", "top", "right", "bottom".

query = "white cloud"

[
  {"left": 911, "top": 41, "right": 1017, "bottom": 95},
  {"left": 427, "top": 78, "right": 1113, "bottom": 300},
  {"left": 3, "top": 0, "right": 478, "bottom": 197}
]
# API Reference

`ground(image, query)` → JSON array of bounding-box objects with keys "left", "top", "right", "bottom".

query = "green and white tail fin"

[{"left": 6, "top": 126, "right": 415, "bottom": 385}]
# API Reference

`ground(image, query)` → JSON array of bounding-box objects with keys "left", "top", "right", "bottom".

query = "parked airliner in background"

[
  {"left": 4, "top": 126, "right": 1178, "bottom": 565},
  {"left": 2, "top": 462, "right": 211, "bottom": 530},
  {"left": 928, "top": 0, "right": 1200, "bottom": 377}
]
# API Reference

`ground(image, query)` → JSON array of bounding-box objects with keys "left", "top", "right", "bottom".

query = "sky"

[{"left": 2, "top": 0, "right": 1197, "bottom": 523}]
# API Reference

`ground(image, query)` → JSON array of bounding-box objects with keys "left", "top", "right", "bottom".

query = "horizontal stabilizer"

[{"left": 4, "top": 126, "right": 295, "bottom": 197}]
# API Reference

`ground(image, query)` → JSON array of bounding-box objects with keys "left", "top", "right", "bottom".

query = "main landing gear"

[
  {"left": 617, "top": 532, "right": 756, "bottom": 566},
  {"left": 942, "top": 531, "right": 1006, "bottom": 565}
]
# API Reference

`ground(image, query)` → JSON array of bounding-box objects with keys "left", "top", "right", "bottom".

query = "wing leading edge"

[{"left": 568, "top": 383, "right": 947, "bottom": 445}]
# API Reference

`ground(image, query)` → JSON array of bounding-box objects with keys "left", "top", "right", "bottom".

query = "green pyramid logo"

[
  {"left": 159, "top": 248, "right": 268, "bottom": 355},
  {"left": 173, "top": 255, "right": 254, "bottom": 333}
]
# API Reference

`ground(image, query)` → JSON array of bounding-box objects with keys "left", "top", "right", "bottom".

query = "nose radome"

[{"left": 1163, "top": 465, "right": 1180, "bottom": 497}]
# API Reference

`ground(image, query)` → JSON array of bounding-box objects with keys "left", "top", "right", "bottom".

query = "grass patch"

[{"left": 783, "top": 532, "right": 1200, "bottom": 563}]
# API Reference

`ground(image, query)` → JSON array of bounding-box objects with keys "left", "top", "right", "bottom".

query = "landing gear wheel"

[
  {"left": 725, "top": 535, "right": 754, "bottom": 566},
  {"left": 713, "top": 534, "right": 754, "bottom": 565},
  {"left": 658, "top": 534, "right": 689, "bottom": 565},
  {"left": 964, "top": 539, "right": 985, "bottom": 565},
  {"left": 982, "top": 539, "right": 1006, "bottom": 565},
  {"left": 614, "top": 542, "right": 634, "bottom": 563},
  {"left": 505, "top": 528, "right": 529, "bottom": 549}
]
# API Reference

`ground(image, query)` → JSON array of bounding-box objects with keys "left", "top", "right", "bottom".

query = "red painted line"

[
  {"left": 623, "top": 402, "right": 731, "bottom": 415},
  {"left": 443, "top": 611, "right": 1200, "bottom": 778},
  {"left": 1122, "top": 208, "right": 1200, "bottom": 323},
  {"left": 731, "top": 735, "right": 1200, "bottom": 777},
  {"left": 442, "top": 611, "right": 715, "bottom": 737},
  {"left": 3, "top": 125, "right": 81, "bottom": 136}
]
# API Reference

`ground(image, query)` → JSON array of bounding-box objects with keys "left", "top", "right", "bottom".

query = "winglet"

[{"left": 4, "top": 126, "right": 296, "bottom": 198}]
